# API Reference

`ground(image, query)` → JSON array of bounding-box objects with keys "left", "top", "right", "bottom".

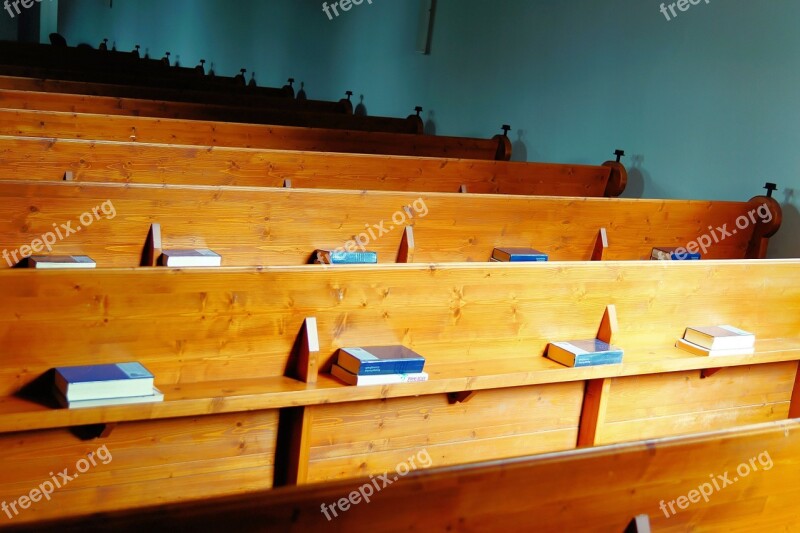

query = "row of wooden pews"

[{"left": 0, "top": 43, "right": 797, "bottom": 530}]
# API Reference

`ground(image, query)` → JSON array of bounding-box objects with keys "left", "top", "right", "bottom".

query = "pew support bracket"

[
  {"left": 285, "top": 317, "right": 320, "bottom": 385},
  {"left": 397, "top": 226, "right": 415, "bottom": 263},
  {"left": 140, "top": 223, "right": 162, "bottom": 267},
  {"left": 447, "top": 391, "right": 476, "bottom": 405},
  {"left": 591, "top": 228, "right": 609, "bottom": 261}
]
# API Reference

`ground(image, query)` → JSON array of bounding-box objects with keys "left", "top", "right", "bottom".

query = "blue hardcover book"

[
  {"left": 54, "top": 362, "right": 155, "bottom": 401},
  {"left": 651, "top": 247, "right": 701, "bottom": 261},
  {"left": 336, "top": 346, "right": 426, "bottom": 375},
  {"left": 491, "top": 247, "right": 549, "bottom": 262},
  {"left": 546, "top": 339, "right": 624, "bottom": 368},
  {"left": 313, "top": 250, "right": 378, "bottom": 265}
]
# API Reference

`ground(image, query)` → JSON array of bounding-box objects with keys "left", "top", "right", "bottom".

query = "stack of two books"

[
  {"left": 54, "top": 362, "right": 164, "bottom": 409},
  {"left": 676, "top": 325, "right": 756, "bottom": 356},
  {"left": 331, "top": 346, "right": 428, "bottom": 386}
]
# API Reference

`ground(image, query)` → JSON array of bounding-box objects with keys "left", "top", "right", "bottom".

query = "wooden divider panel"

[
  {"left": 0, "top": 181, "right": 772, "bottom": 269},
  {"left": 0, "top": 109, "right": 508, "bottom": 160},
  {"left": 0, "top": 136, "right": 618, "bottom": 196}
]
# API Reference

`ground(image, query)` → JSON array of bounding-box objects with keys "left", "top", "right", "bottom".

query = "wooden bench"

[
  {"left": 29, "top": 418, "right": 800, "bottom": 532},
  {"left": 0, "top": 260, "right": 798, "bottom": 525},
  {"left": 0, "top": 75, "right": 351, "bottom": 115},
  {"left": 0, "top": 136, "right": 625, "bottom": 197},
  {"left": 0, "top": 180, "right": 779, "bottom": 269},
  {"left": 0, "top": 109, "right": 512, "bottom": 160},
  {"left": 0, "top": 89, "right": 424, "bottom": 134}
]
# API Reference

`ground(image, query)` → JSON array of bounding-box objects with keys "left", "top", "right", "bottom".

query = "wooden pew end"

[
  {"left": 591, "top": 228, "right": 609, "bottom": 261},
  {"left": 745, "top": 183, "right": 783, "bottom": 258},
  {"left": 397, "top": 226, "right": 415, "bottom": 263},
  {"left": 140, "top": 223, "right": 163, "bottom": 267},
  {"left": 602, "top": 149, "right": 628, "bottom": 197},
  {"left": 492, "top": 124, "right": 513, "bottom": 161}
]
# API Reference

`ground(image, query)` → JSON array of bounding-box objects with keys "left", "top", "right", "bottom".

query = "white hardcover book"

[
  {"left": 683, "top": 326, "right": 755, "bottom": 350},
  {"left": 331, "top": 364, "right": 428, "bottom": 386},
  {"left": 56, "top": 387, "right": 164, "bottom": 409},
  {"left": 29, "top": 256, "right": 96, "bottom": 269},
  {"left": 161, "top": 249, "right": 222, "bottom": 267},
  {"left": 675, "top": 338, "right": 756, "bottom": 357}
]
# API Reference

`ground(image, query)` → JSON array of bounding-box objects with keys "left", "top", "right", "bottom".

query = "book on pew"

[
  {"left": 331, "top": 363, "right": 428, "bottom": 386},
  {"left": 336, "top": 346, "right": 426, "bottom": 375},
  {"left": 28, "top": 255, "right": 96, "bottom": 269},
  {"left": 160, "top": 249, "right": 222, "bottom": 267},
  {"left": 651, "top": 247, "right": 701, "bottom": 261},
  {"left": 55, "top": 362, "right": 155, "bottom": 401},
  {"left": 545, "top": 339, "right": 624, "bottom": 367},
  {"left": 313, "top": 249, "right": 378, "bottom": 265},
  {"left": 491, "top": 247, "right": 548, "bottom": 262},
  {"left": 54, "top": 387, "right": 164, "bottom": 409},
  {"left": 682, "top": 325, "right": 755, "bottom": 350},
  {"left": 675, "top": 338, "right": 755, "bottom": 357}
]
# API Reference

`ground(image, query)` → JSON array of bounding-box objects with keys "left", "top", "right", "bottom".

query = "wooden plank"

[
  {"left": 0, "top": 88, "right": 422, "bottom": 134},
  {"left": 0, "top": 261, "right": 797, "bottom": 435},
  {"left": 0, "top": 135, "right": 615, "bottom": 197},
  {"left": 0, "top": 181, "right": 769, "bottom": 270},
  {"left": 33, "top": 419, "right": 800, "bottom": 532},
  {"left": 791, "top": 363, "right": 800, "bottom": 418},
  {"left": 576, "top": 378, "right": 611, "bottom": 447},
  {"left": 0, "top": 109, "right": 507, "bottom": 160}
]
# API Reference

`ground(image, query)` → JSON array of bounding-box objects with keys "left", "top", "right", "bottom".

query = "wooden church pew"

[
  {"left": 0, "top": 108, "right": 512, "bottom": 160},
  {"left": 0, "top": 89, "right": 424, "bottom": 134},
  {"left": 0, "top": 75, "right": 351, "bottom": 115},
  {"left": 31, "top": 418, "right": 800, "bottom": 532},
  {"left": 0, "top": 136, "right": 625, "bottom": 197},
  {"left": 0, "top": 261, "right": 798, "bottom": 524},
  {"left": 0, "top": 180, "right": 780, "bottom": 269}
]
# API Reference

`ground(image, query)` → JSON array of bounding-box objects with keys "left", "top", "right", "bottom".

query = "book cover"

[
  {"left": 313, "top": 250, "right": 378, "bottom": 265},
  {"left": 331, "top": 364, "right": 429, "bottom": 386},
  {"left": 491, "top": 247, "right": 548, "bottom": 262},
  {"left": 651, "top": 247, "right": 701, "bottom": 261},
  {"left": 160, "top": 249, "right": 222, "bottom": 267},
  {"left": 29, "top": 255, "right": 96, "bottom": 269},
  {"left": 683, "top": 325, "right": 755, "bottom": 350},
  {"left": 546, "top": 339, "right": 624, "bottom": 368},
  {"left": 675, "top": 338, "right": 756, "bottom": 357},
  {"left": 336, "top": 346, "right": 426, "bottom": 375},
  {"left": 55, "top": 362, "right": 155, "bottom": 401},
  {"left": 55, "top": 387, "right": 164, "bottom": 409}
]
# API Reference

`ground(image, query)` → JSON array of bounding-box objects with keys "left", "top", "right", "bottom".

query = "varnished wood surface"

[
  {"left": 0, "top": 260, "right": 798, "bottom": 433},
  {"left": 0, "top": 89, "right": 422, "bottom": 134},
  {"left": 0, "top": 75, "right": 349, "bottom": 114},
  {"left": 0, "top": 136, "right": 618, "bottom": 196},
  {"left": 0, "top": 181, "right": 772, "bottom": 268},
  {"left": 19, "top": 418, "right": 800, "bottom": 532},
  {"left": 0, "top": 109, "right": 508, "bottom": 160}
]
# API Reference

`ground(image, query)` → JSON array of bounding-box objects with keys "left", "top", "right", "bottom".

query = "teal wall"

[{"left": 58, "top": 0, "right": 799, "bottom": 258}]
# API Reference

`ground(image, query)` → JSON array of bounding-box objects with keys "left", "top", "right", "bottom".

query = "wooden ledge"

[{"left": 0, "top": 338, "right": 797, "bottom": 435}]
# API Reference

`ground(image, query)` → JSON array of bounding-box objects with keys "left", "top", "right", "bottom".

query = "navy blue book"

[
  {"left": 491, "top": 247, "right": 548, "bottom": 262},
  {"left": 546, "top": 339, "right": 624, "bottom": 368},
  {"left": 313, "top": 250, "right": 378, "bottom": 265},
  {"left": 55, "top": 362, "right": 155, "bottom": 401},
  {"left": 336, "top": 346, "right": 426, "bottom": 375}
]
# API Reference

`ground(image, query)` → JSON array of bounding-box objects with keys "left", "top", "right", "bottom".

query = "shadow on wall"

[
  {"left": 624, "top": 154, "right": 646, "bottom": 199},
  {"left": 769, "top": 188, "right": 799, "bottom": 259},
  {"left": 510, "top": 130, "right": 528, "bottom": 162},
  {"left": 355, "top": 94, "right": 368, "bottom": 117},
  {"left": 424, "top": 110, "right": 436, "bottom": 135}
]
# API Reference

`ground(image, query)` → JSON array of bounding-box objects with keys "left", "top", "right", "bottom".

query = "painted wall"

[
  {"left": 57, "top": 0, "right": 800, "bottom": 257},
  {"left": 0, "top": 3, "right": 19, "bottom": 40}
]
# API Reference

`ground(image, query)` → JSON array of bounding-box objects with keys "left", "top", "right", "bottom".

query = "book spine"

[
  {"left": 356, "top": 360, "right": 426, "bottom": 375},
  {"left": 573, "top": 353, "right": 623, "bottom": 367}
]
